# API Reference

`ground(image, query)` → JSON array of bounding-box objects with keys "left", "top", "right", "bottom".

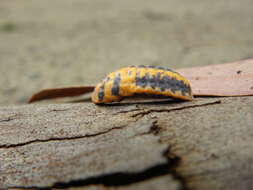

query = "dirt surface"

[{"left": 1, "top": 0, "right": 253, "bottom": 105}]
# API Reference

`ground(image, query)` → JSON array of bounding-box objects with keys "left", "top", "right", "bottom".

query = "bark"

[{"left": 1, "top": 97, "right": 253, "bottom": 190}]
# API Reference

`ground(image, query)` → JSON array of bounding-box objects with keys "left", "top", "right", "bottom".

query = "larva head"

[
  {"left": 91, "top": 83, "right": 105, "bottom": 104},
  {"left": 91, "top": 80, "right": 122, "bottom": 104}
]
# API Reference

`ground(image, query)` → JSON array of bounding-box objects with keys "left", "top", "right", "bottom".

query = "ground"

[{"left": 0, "top": 0, "right": 253, "bottom": 105}]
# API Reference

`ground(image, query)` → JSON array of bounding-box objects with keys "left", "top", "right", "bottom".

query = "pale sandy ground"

[{"left": 0, "top": 0, "right": 253, "bottom": 105}]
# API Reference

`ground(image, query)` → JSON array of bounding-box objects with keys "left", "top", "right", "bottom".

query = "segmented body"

[{"left": 91, "top": 66, "right": 193, "bottom": 104}]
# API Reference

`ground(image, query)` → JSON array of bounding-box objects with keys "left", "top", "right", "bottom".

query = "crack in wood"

[
  {"left": 53, "top": 161, "right": 171, "bottom": 188},
  {"left": 0, "top": 118, "right": 14, "bottom": 122},
  {"left": 129, "top": 120, "right": 162, "bottom": 139},
  {"left": 1, "top": 119, "right": 190, "bottom": 190},
  {"left": 163, "top": 148, "right": 191, "bottom": 190},
  {"left": 0, "top": 114, "right": 21, "bottom": 122},
  {"left": 0, "top": 125, "right": 127, "bottom": 149},
  {"left": 114, "top": 107, "right": 143, "bottom": 114},
  {"left": 6, "top": 150, "right": 190, "bottom": 190},
  {"left": 48, "top": 108, "right": 70, "bottom": 112},
  {"left": 131, "top": 100, "right": 221, "bottom": 117},
  {"left": 0, "top": 104, "right": 207, "bottom": 190}
]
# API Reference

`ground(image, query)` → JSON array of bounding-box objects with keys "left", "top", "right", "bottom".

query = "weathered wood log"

[{"left": 1, "top": 97, "right": 253, "bottom": 190}]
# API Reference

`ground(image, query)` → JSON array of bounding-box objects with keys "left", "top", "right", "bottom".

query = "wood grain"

[{"left": 1, "top": 97, "right": 253, "bottom": 190}]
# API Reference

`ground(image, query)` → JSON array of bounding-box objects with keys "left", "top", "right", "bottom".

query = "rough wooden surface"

[{"left": 1, "top": 97, "right": 253, "bottom": 189}]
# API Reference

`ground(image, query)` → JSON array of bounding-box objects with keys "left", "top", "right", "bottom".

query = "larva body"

[{"left": 91, "top": 66, "right": 193, "bottom": 104}]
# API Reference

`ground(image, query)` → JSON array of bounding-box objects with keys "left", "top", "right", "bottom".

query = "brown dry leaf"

[
  {"left": 177, "top": 59, "right": 253, "bottom": 96},
  {"left": 28, "top": 86, "right": 94, "bottom": 103},
  {"left": 28, "top": 59, "right": 253, "bottom": 103}
]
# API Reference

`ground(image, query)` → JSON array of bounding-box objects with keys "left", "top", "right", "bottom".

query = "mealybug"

[{"left": 91, "top": 66, "right": 193, "bottom": 104}]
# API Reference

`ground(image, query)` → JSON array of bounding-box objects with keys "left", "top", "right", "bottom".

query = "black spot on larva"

[
  {"left": 155, "top": 72, "right": 165, "bottom": 91},
  {"left": 157, "top": 66, "right": 166, "bottom": 70},
  {"left": 137, "top": 65, "right": 174, "bottom": 72},
  {"left": 161, "top": 75, "right": 189, "bottom": 95},
  {"left": 149, "top": 75, "right": 157, "bottom": 89},
  {"left": 128, "top": 70, "right": 132, "bottom": 76},
  {"left": 156, "top": 72, "right": 161, "bottom": 79},
  {"left": 112, "top": 73, "right": 121, "bottom": 96},
  {"left": 138, "top": 65, "right": 163, "bottom": 69},
  {"left": 149, "top": 66, "right": 165, "bottom": 70},
  {"left": 98, "top": 84, "right": 105, "bottom": 101},
  {"left": 136, "top": 71, "right": 190, "bottom": 96},
  {"left": 136, "top": 72, "right": 148, "bottom": 88},
  {"left": 147, "top": 65, "right": 155, "bottom": 68}
]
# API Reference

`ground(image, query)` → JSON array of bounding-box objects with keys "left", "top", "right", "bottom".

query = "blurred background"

[{"left": 0, "top": 0, "right": 253, "bottom": 106}]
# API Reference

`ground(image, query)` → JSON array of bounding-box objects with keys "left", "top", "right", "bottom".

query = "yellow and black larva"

[{"left": 91, "top": 65, "right": 193, "bottom": 104}]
